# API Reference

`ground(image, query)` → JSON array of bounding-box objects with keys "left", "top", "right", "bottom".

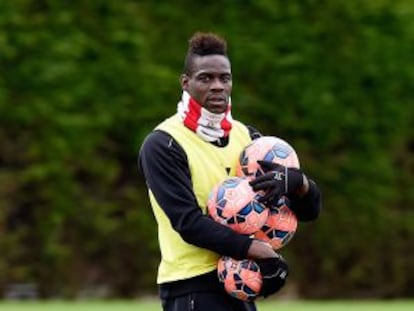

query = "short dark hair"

[{"left": 183, "top": 32, "right": 228, "bottom": 75}]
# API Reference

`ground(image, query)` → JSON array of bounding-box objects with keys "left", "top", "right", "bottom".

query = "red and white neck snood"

[{"left": 177, "top": 91, "right": 233, "bottom": 142}]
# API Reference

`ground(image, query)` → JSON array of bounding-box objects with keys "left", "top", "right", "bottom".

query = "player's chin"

[{"left": 206, "top": 102, "right": 228, "bottom": 114}]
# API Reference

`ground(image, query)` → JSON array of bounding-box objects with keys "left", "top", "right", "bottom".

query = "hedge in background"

[{"left": 0, "top": 0, "right": 413, "bottom": 298}]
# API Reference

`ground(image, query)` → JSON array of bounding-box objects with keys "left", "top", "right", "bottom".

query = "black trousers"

[{"left": 161, "top": 291, "right": 257, "bottom": 311}]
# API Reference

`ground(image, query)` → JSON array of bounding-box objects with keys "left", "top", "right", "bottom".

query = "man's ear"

[{"left": 180, "top": 74, "right": 189, "bottom": 91}]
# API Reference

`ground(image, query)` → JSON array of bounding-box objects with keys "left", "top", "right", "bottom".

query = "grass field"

[{"left": 0, "top": 299, "right": 413, "bottom": 311}]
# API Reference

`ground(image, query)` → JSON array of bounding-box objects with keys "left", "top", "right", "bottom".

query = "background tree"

[{"left": 0, "top": 0, "right": 413, "bottom": 298}]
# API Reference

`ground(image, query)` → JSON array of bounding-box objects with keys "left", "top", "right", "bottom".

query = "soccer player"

[{"left": 138, "top": 32, "right": 322, "bottom": 311}]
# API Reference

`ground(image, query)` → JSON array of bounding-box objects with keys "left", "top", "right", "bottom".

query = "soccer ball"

[
  {"left": 236, "top": 136, "right": 300, "bottom": 178},
  {"left": 207, "top": 177, "right": 269, "bottom": 235},
  {"left": 217, "top": 256, "right": 262, "bottom": 302},
  {"left": 254, "top": 196, "right": 298, "bottom": 250}
]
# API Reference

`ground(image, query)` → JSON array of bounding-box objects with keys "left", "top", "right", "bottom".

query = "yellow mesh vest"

[{"left": 149, "top": 114, "right": 251, "bottom": 283}]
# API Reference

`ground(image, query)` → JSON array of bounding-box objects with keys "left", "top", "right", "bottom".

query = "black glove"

[
  {"left": 256, "top": 254, "right": 289, "bottom": 298},
  {"left": 249, "top": 160, "right": 304, "bottom": 206}
]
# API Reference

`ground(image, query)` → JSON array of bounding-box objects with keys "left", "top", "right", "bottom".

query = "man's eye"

[
  {"left": 221, "top": 76, "right": 231, "bottom": 83},
  {"left": 198, "top": 75, "right": 210, "bottom": 82}
]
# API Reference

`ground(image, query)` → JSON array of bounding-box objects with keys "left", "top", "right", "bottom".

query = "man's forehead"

[{"left": 193, "top": 55, "right": 231, "bottom": 74}]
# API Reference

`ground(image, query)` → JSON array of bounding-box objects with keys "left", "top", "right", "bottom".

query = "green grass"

[{"left": 0, "top": 299, "right": 413, "bottom": 311}]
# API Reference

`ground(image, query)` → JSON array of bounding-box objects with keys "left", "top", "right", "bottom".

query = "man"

[{"left": 138, "top": 32, "right": 321, "bottom": 311}]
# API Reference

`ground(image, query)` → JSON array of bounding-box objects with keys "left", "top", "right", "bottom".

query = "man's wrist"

[{"left": 296, "top": 174, "right": 309, "bottom": 197}]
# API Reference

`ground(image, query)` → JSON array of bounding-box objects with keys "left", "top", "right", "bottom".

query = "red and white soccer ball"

[
  {"left": 236, "top": 136, "right": 300, "bottom": 178},
  {"left": 207, "top": 177, "right": 269, "bottom": 235},
  {"left": 217, "top": 256, "right": 262, "bottom": 302},
  {"left": 254, "top": 196, "right": 298, "bottom": 250}
]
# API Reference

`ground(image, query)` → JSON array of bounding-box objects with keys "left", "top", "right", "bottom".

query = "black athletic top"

[{"left": 138, "top": 125, "right": 322, "bottom": 297}]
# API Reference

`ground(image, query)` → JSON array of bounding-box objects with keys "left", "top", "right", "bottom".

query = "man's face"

[{"left": 181, "top": 55, "right": 232, "bottom": 114}]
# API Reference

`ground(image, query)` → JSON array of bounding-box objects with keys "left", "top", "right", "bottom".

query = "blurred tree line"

[{"left": 0, "top": 0, "right": 413, "bottom": 299}]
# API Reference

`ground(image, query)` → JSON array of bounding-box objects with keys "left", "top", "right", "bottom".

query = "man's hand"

[
  {"left": 249, "top": 160, "right": 307, "bottom": 206},
  {"left": 256, "top": 253, "right": 289, "bottom": 298},
  {"left": 246, "top": 240, "right": 289, "bottom": 298}
]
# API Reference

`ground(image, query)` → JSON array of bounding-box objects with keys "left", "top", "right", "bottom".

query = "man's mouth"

[
  {"left": 209, "top": 96, "right": 226, "bottom": 102},
  {"left": 208, "top": 96, "right": 228, "bottom": 106}
]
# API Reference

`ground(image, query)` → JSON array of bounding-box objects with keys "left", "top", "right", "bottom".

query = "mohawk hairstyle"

[{"left": 183, "top": 32, "right": 228, "bottom": 75}]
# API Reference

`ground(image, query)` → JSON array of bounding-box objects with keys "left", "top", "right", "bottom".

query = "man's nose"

[{"left": 210, "top": 78, "right": 225, "bottom": 90}]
